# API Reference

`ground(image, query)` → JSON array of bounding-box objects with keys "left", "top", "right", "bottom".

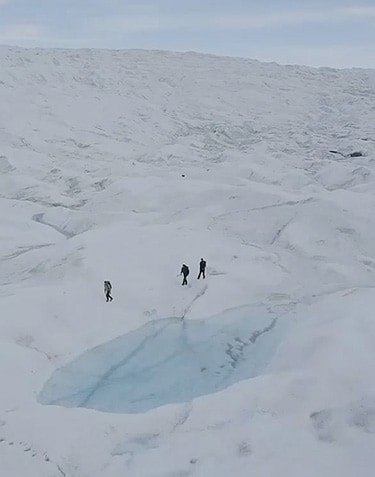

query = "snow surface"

[{"left": 1, "top": 47, "right": 375, "bottom": 476}]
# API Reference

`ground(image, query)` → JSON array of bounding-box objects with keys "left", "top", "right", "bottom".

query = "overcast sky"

[{"left": 0, "top": 0, "right": 375, "bottom": 68}]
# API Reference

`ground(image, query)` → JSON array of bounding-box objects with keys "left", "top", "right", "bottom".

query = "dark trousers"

[
  {"left": 106, "top": 291, "right": 113, "bottom": 302},
  {"left": 197, "top": 269, "right": 205, "bottom": 279},
  {"left": 182, "top": 275, "right": 188, "bottom": 285}
]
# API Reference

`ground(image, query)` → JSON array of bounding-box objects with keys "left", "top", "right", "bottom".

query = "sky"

[{"left": 0, "top": 0, "right": 375, "bottom": 68}]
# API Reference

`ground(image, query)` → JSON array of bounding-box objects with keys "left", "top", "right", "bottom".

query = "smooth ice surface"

[{"left": 39, "top": 306, "right": 282, "bottom": 413}]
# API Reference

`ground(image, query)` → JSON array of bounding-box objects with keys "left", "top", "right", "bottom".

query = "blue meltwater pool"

[{"left": 38, "top": 306, "right": 287, "bottom": 413}]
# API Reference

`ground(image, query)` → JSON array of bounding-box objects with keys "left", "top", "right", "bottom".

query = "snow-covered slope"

[{"left": 0, "top": 47, "right": 375, "bottom": 477}]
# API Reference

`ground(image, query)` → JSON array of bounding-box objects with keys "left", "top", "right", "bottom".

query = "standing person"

[
  {"left": 104, "top": 280, "right": 113, "bottom": 302},
  {"left": 180, "top": 264, "right": 189, "bottom": 286},
  {"left": 197, "top": 258, "right": 206, "bottom": 279}
]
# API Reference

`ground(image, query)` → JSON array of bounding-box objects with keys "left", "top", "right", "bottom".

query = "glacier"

[{"left": 0, "top": 47, "right": 375, "bottom": 477}]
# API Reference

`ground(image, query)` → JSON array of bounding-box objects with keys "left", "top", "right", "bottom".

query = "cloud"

[
  {"left": 206, "top": 11, "right": 342, "bottom": 30},
  {"left": 0, "top": 23, "right": 45, "bottom": 42},
  {"left": 87, "top": 12, "right": 317, "bottom": 34},
  {"left": 86, "top": 8, "right": 369, "bottom": 34},
  {"left": 87, "top": 15, "right": 161, "bottom": 34},
  {"left": 340, "top": 6, "right": 375, "bottom": 18}
]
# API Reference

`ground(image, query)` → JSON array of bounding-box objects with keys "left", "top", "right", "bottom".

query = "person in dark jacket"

[
  {"left": 104, "top": 280, "right": 113, "bottom": 302},
  {"left": 180, "top": 264, "right": 189, "bottom": 286},
  {"left": 197, "top": 258, "right": 206, "bottom": 279}
]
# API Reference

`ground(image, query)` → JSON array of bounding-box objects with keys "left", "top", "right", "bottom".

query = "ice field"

[{"left": 0, "top": 47, "right": 375, "bottom": 476}]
